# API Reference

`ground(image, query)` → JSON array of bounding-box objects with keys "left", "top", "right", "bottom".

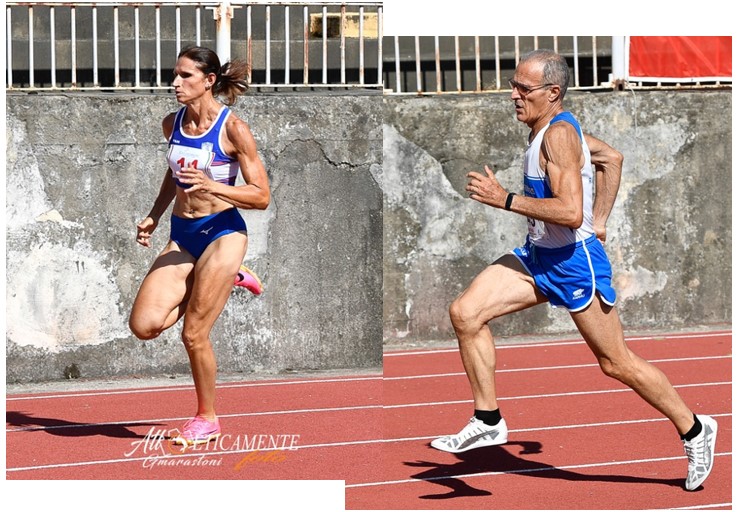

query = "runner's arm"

[
  {"left": 188, "top": 116, "right": 270, "bottom": 210},
  {"left": 585, "top": 133, "right": 623, "bottom": 242},
  {"left": 145, "top": 113, "right": 178, "bottom": 222},
  {"left": 135, "top": 115, "right": 178, "bottom": 247},
  {"left": 507, "top": 122, "right": 585, "bottom": 228}
]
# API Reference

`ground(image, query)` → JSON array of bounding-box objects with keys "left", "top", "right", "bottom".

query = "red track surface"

[
  {"left": 6, "top": 330, "right": 732, "bottom": 510},
  {"left": 361, "top": 330, "right": 732, "bottom": 510}
]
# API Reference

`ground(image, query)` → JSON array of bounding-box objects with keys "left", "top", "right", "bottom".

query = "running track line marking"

[
  {"left": 384, "top": 330, "right": 731, "bottom": 357},
  {"left": 383, "top": 381, "right": 731, "bottom": 409},
  {"left": 378, "top": 413, "right": 732, "bottom": 446},
  {"left": 8, "top": 353, "right": 728, "bottom": 402},
  {"left": 344, "top": 452, "right": 733, "bottom": 489},
  {"left": 6, "top": 375, "right": 382, "bottom": 402},
  {"left": 668, "top": 504, "right": 733, "bottom": 510},
  {"left": 7, "top": 414, "right": 731, "bottom": 472},
  {"left": 8, "top": 331, "right": 728, "bottom": 401},
  {"left": 384, "top": 355, "right": 731, "bottom": 381},
  {"left": 6, "top": 403, "right": 383, "bottom": 433},
  {"left": 7, "top": 381, "right": 729, "bottom": 434}
]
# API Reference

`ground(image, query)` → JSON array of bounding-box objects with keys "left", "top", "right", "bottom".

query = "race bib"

[
  {"left": 167, "top": 144, "right": 215, "bottom": 180},
  {"left": 527, "top": 217, "right": 546, "bottom": 241}
]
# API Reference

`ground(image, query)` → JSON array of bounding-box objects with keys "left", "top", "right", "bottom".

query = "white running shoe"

[
  {"left": 683, "top": 414, "right": 718, "bottom": 491},
  {"left": 431, "top": 417, "right": 508, "bottom": 453}
]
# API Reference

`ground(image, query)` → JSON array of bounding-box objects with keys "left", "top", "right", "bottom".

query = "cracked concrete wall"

[
  {"left": 384, "top": 90, "right": 731, "bottom": 343},
  {"left": 6, "top": 93, "right": 383, "bottom": 383}
]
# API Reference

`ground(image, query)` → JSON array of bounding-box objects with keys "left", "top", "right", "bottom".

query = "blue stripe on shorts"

[{"left": 511, "top": 235, "right": 617, "bottom": 312}]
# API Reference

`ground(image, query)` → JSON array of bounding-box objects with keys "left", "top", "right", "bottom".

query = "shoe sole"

[
  {"left": 234, "top": 267, "right": 263, "bottom": 295},
  {"left": 430, "top": 434, "right": 508, "bottom": 454}
]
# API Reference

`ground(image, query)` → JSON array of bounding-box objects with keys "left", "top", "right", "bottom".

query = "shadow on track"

[
  {"left": 6, "top": 411, "right": 162, "bottom": 439},
  {"left": 405, "top": 440, "right": 684, "bottom": 500}
]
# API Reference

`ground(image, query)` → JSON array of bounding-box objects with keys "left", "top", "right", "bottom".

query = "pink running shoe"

[
  {"left": 234, "top": 265, "right": 263, "bottom": 295},
  {"left": 172, "top": 416, "right": 221, "bottom": 446}
]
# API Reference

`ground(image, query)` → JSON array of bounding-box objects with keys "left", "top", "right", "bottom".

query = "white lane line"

[
  {"left": 384, "top": 330, "right": 732, "bottom": 357},
  {"left": 384, "top": 355, "right": 732, "bottom": 381},
  {"left": 8, "top": 381, "right": 729, "bottom": 434},
  {"left": 6, "top": 403, "right": 383, "bottom": 433},
  {"left": 6, "top": 375, "right": 383, "bottom": 402},
  {"left": 384, "top": 381, "right": 732, "bottom": 409},
  {"left": 667, "top": 503, "right": 733, "bottom": 510},
  {"left": 7, "top": 413, "right": 731, "bottom": 473},
  {"left": 345, "top": 452, "right": 733, "bottom": 488},
  {"left": 375, "top": 412, "right": 733, "bottom": 446}
]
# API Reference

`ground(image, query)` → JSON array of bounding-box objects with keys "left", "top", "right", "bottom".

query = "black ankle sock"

[
  {"left": 474, "top": 408, "right": 502, "bottom": 427},
  {"left": 680, "top": 414, "right": 702, "bottom": 441}
]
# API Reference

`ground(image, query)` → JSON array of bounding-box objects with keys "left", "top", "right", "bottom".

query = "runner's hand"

[
  {"left": 466, "top": 165, "right": 507, "bottom": 209},
  {"left": 593, "top": 221, "right": 607, "bottom": 244},
  {"left": 136, "top": 216, "right": 157, "bottom": 248},
  {"left": 176, "top": 165, "right": 212, "bottom": 194}
]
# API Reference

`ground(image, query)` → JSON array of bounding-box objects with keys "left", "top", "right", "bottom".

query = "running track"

[{"left": 5, "top": 330, "right": 732, "bottom": 510}]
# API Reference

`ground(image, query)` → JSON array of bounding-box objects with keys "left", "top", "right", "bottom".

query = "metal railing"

[
  {"left": 384, "top": 35, "right": 611, "bottom": 94},
  {"left": 383, "top": 35, "right": 732, "bottom": 95},
  {"left": 6, "top": 8, "right": 731, "bottom": 95},
  {"left": 6, "top": 0, "right": 383, "bottom": 91}
]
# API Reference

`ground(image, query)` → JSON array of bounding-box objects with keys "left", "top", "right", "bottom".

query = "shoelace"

[
  {"left": 684, "top": 436, "right": 704, "bottom": 464},
  {"left": 684, "top": 443, "right": 694, "bottom": 461}
]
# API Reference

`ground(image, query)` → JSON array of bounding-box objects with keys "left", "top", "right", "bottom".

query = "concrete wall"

[
  {"left": 383, "top": 90, "right": 732, "bottom": 344},
  {"left": 6, "top": 92, "right": 383, "bottom": 383},
  {"left": 5, "top": 89, "right": 732, "bottom": 383}
]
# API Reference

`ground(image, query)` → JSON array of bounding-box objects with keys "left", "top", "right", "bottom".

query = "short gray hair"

[{"left": 520, "top": 49, "right": 570, "bottom": 100}]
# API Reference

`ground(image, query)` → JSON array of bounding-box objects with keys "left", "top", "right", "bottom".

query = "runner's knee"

[
  {"left": 449, "top": 297, "right": 484, "bottom": 334},
  {"left": 181, "top": 325, "right": 209, "bottom": 352},
  {"left": 128, "top": 316, "right": 163, "bottom": 341},
  {"left": 597, "top": 355, "right": 638, "bottom": 384}
]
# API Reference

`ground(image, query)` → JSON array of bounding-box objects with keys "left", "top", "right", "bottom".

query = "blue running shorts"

[
  {"left": 170, "top": 208, "right": 247, "bottom": 260},
  {"left": 511, "top": 235, "right": 617, "bottom": 312}
]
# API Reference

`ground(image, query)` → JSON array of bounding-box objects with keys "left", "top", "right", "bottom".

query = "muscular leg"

[
  {"left": 449, "top": 254, "right": 547, "bottom": 410},
  {"left": 570, "top": 296, "right": 695, "bottom": 435},
  {"left": 181, "top": 232, "right": 247, "bottom": 420},
  {"left": 129, "top": 242, "right": 195, "bottom": 340}
]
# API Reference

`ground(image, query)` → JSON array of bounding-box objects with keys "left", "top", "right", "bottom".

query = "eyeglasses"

[{"left": 508, "top": 79, "right": 554, "bottom": 96}]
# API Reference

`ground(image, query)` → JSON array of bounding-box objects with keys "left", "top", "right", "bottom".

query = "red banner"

[{"left": 629, "top": 36, "right": 731, "bottom": 79}]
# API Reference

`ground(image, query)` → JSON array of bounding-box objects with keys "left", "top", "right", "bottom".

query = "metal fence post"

[
  {"left": 214, "top": 0, "right": 233, "bottom": 63},
  {"left": 611, "top": 36, "right": 628, "bottom": 88}
]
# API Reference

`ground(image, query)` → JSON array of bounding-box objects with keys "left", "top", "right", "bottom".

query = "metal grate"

[
  {"left": 381, "top": 35, "right": 732, "bottom": 95},
  {"left": 5, "top": 0, "right": 384, "bottom": 91},
  {"left": 383, "top": 35, "right": 612, "bottom": 95}
]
